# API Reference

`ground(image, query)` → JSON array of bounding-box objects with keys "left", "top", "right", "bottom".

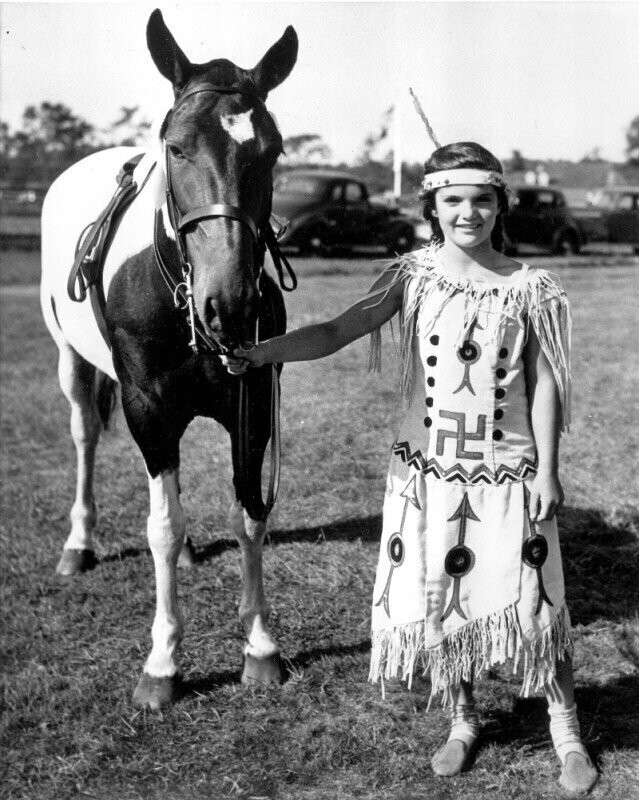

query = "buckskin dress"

[{"left": 367, "top": 246, "right": 573, "bottom": 707}]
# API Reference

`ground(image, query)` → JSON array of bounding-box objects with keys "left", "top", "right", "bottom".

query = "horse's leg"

[
  {"left": 230, "top": 502, "right": 285, "bottom": 685},
  {"left": 230, "top": 370, "right": 285, "bottom": 686},
  {"left": 56, "top": 343, "right": 102, "bottom": 575},
  {"left": 132, "top": 467, "right": 186, "bottom": 709}
]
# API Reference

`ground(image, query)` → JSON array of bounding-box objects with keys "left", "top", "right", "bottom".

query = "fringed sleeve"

[
  {"left": 528, "top": 272, "right": 572, "bottom": 432},
  {"left": 366, "top": 256, "right": 415, "bottom": 375}
]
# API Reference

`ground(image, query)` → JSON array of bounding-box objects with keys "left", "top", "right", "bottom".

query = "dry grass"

[{"left": 1, "top": 252, "right": 638, "bottom": 800}]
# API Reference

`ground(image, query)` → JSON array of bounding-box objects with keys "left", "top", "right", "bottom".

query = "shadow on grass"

[
  {"left": 98, "top": 505, "right": 637, "bottom": 628},
  {"left": 179, "top": 639, "right": 371, "bottom": 697},
  {"left": 481, "top": 674, "right": 639, "bottom": 759}
]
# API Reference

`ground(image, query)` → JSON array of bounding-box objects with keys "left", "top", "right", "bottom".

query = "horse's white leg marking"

[
  {"left": 144, "top": 469, "right": 186, "bottom": 678},
  {"left": 220, "top": 111, "right": 255, "bottom": 144},
  {"left": 230, "top": 501, "right": 279, "bottom": 659},
  {"left": 57, "top": 343, "right": 100, "bottom": 552}
]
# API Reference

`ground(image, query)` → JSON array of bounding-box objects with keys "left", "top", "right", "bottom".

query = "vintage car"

[
  {"left": 572, "top": 186, "right": 639, "bottom": 250},
  {"left": 502, "top": 187, "right": 585, "bottom": 255},
  {"left": 271, "top": 169, "right": 421, "bottom": 256}
]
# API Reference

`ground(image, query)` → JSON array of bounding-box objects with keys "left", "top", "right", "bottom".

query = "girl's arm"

[
  {"left": 233, "top": 268, "right": 404, "bottom": 368},
  {"left": 523, "top": 324, "right": 565, "bottom": 522}
]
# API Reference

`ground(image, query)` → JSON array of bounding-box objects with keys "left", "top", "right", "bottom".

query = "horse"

[{"left": 40, "top": 9, "right": 298, "bottom": 709}]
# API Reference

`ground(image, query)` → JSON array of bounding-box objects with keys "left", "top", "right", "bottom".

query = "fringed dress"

[{"left": 368, "top": 246, "right": 573, "bottom": 707}]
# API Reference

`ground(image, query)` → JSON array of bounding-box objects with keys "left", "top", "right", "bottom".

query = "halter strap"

[{"left": 178, "top": 203, "right": 259, "bottom": 242}]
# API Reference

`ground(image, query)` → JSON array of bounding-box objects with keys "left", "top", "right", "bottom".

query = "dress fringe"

[{"left": 369, "top": 601, "right": 573, "bottom": 708}]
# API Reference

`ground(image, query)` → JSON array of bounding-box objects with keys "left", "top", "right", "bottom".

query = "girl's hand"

[
  {"left": 528, "top": 472, "right": 564, "bottom": 522},
  {"left": 231, "top": 342, "right": 268, "bottom": 369}
]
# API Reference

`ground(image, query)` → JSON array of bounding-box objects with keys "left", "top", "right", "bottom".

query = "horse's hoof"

[
  {"left": 177, "top": 537, "right": 196, "bottom": 569},
  {"left": 56, "top": 548, "right": 97, "bottom": 576},
  {"left": 132, "top": 673, "right": 182, "bottom": 709},
  {"left": 241, "top": 652, "right": 286, "bottom": 686}
]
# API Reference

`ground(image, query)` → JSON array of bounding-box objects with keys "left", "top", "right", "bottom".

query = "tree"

[
  {"left": 103, "top": 106, "right": 152, "bottom": 147},
  {"left": 625, "top": 115, "right": 639, "bottom": 165},
  {"left": 280, "top": 133, "right": 332, "bottom": 167},
  {"left": 1, "top": 102, "right": 99, "bottom": 186},
  {"left": 508, "top": 149, "right": 526, "bottom": 171}
]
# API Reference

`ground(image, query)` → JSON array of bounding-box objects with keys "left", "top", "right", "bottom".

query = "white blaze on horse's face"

[{"left": 220, "top": 110, "right": 255, "bottom": 145}]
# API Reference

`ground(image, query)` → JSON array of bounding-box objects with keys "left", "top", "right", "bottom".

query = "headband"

[{"left": 421, "top": 169, "right": 507, "bottom": 192}]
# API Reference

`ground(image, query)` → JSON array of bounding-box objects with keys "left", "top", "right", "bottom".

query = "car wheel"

[
  {"left": 299, "top": 227, "right": 330, "bottom": 258},
  {"left": 554, "top": 231, "right": 580, "bottom": 256},
  {"left": 387, "top": 227, "right": 415, "bottom": 256}
]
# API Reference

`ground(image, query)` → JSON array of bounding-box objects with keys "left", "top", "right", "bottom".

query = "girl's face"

[{"left": 432, "top": 184, "right": 499, "bottom": 249}]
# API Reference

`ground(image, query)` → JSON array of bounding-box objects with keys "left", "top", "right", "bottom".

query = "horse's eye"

[{"left": 167, "top": 143, "right": 185, "bottom": 161}]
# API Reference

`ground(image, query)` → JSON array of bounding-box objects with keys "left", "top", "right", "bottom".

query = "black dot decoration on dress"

[
  {"left": 522, "top": 534, "right": 549, "bottom": 569},
  {"left": 494, "top": 408, "right": 504, "bottom": 420},
  {"left": 496, "top": 367, "right": 507, "bottom": 379},
  {"left": 499, "top": 347, "right": 509, "bottom": 359},
  {"left": 387, "top": 533, "right": 405, "bottom": 566},
  {"left": 495, "top": 388, "right": 506, "bottom": 399},
  {"left": 427, "top": 356, "right": 437, "bottom": 367},
  {"left": 427, "top": 377, "right": 435, "bottom": 387},
  {"left": 426, "top": 397, "right": 434, "bottom": 407},
  {"left": 444, "top": 545, "right": 475, "bottom": 577},
  {"left": 430, "top": 335, "right": 439, "bottom": 345},
  {"left": 492, "top": 430, "right": 503, "bottom": 441},
  {"left": 424, "top": 416, "right": 432, "bottom": 428}
]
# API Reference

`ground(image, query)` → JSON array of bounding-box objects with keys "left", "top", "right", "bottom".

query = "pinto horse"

[{"left": 40, "top": 10, "right": 298, "bottom": 709}]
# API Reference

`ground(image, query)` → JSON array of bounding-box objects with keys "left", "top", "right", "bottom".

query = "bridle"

[
  {"left": 153, "top": 81, "right": 296, "bottom": 519},
  {"left": 154, "top": 82, "right": 296, "bottom": 355}
]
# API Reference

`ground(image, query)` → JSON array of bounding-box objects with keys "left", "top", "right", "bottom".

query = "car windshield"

[{"left": 273, "top": 175, "right": 326, "bottom": 199}]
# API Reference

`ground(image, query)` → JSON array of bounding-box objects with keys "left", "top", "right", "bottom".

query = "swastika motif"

[{"left": 436, "top": 411, "right": 486, "bottom": 461}]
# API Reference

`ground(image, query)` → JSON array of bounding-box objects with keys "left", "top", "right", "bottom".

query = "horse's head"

[{"left": 147, "top": 10, "right": 297, "bottom": 351}]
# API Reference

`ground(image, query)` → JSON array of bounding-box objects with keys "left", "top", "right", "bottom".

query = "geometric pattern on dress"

[
  {"left": 522, "top": 484, "right": 553, "bottom": 615},
  {"left": 441, "top": 492, "right": 480, "bottom": 621},
  {"left": 436, "top": 410, "right": 486, "bottom": 461},
  {"left": 453, "top": 317, "right": 484, "bottom": 396},
  {"left": 392, "top": 440, "right": 537, "bottom": 485},
  {"left": 374, "top": 475, "right": 421, "bottom": 618}
]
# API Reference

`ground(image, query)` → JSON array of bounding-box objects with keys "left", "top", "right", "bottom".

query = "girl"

[{"left": 231, "top": 142, "right": 598, "bottom": 794}]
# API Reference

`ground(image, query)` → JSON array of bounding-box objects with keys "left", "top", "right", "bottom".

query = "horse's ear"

[
  {"left": 251, "top": 26, "right": 298, "bottom": 99},
  {"left": 146, "top": 9, "right": 193, "bottom": 93}
]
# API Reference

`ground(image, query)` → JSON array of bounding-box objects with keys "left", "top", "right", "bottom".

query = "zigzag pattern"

[{"left": 392, "top": 440, "right": 537, "bottom": 485}]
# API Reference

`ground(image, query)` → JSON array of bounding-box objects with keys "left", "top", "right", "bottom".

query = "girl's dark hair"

[{"left": 421, "top": 141, "right": 509, "bottom": 250}]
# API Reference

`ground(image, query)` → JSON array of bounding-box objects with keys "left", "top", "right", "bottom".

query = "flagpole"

[{"left": 393, "top": 93, "right": 402, "bottom": 199}]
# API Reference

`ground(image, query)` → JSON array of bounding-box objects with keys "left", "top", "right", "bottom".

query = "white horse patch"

[{"left": 220, "top": 111, "right": 255, "bottom": 144}]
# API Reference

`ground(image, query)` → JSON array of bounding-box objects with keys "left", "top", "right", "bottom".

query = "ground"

[{"left": 1, "top": 250, "right": 638, "bottom": 800}]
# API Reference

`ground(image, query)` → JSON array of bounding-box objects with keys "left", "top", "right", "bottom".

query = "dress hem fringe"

[{"left": 368, "top": 601, "right": 573, "bottom": 707}]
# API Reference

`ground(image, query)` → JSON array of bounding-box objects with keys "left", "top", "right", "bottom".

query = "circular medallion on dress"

[
  {"left": 444, "top": 544, "right": 475, "bottom": 577},
  {"left": 387, "top": 533, "right": 405, "bottom": 566},
  {"left": 457, "top": 341, "right": 481, "bottom": 364},
  {"left": 521, "top": 534, "right": 549, "bottom": 568}
]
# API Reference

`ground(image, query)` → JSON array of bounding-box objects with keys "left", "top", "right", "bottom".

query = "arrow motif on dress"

[
  {"left": 453, "top": 317, "right": 484, "bottom": 396},
  {"left": 441, "top": 492, "right": 479, "bottom": 622},
  {"left": 375, "top": 475, "right": 421, "bottom": 617},
  {"left": 522, "top": 484, "right": 553, "bottom": 615}
]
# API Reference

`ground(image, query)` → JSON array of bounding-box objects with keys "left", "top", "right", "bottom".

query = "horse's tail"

[{"left": 95, "top": 371, "right": 118, "bottom": 430}]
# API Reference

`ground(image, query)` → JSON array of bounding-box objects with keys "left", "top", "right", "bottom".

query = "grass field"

[{"left": 1, "top": 250, "right": 638, "bottom": 800}]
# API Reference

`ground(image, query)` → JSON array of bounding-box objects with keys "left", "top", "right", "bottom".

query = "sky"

[{"left": 1, "top": 0, "right": 639, "bottom": 166}]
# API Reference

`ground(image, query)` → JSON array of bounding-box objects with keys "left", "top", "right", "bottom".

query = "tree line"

[{"left": 2, "top": 102, "right": 638, "bottom": 197}]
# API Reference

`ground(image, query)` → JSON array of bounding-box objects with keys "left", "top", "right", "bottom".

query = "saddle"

[{"left": 67, "top": 153, "right": 152, "bottom": 346}]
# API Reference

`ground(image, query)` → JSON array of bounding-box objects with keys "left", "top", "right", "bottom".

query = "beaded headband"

[{"left": 421, "top": 169, "right": 507, "bottom": 192}]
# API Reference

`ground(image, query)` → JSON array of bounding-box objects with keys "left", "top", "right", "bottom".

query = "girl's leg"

[
  {"left": 431, "top": 680, "right": 480, "bottom": 776},
  {"left": 546, "top": 656, "right": 598, "bottom": 794}
]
